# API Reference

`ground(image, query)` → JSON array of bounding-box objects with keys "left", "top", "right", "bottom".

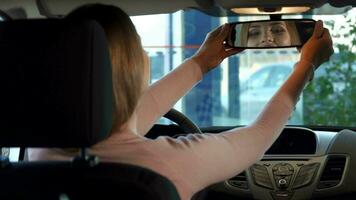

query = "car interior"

[{"left": 0, "top": 0, "right": 355, "bottom": 200}]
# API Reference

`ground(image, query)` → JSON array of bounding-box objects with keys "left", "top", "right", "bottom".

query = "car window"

[
  {"left": 268, "top": 65, "right": 292, "bottom": 88},
  {"left": 247, "top": 67, "right": 271, "bottom": 90},
  {"left": 132, "top": 8, "right": 356, "bottom": 127}
]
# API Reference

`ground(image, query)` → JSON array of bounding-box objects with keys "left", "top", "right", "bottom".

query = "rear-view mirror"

[{"left": 226, "top": 19, "right": 316, "bottom": 48}]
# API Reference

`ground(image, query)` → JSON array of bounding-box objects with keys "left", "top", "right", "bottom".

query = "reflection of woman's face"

[{"left": 247, "top": 22, "right": 291, "bottom": 47}]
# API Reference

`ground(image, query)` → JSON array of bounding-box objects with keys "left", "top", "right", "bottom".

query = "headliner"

[{"left": 0, "top": 0, "right": 354, "bottom": 19}]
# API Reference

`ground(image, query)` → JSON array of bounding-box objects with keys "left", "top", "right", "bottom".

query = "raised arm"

[
  {"left": 225, "top": 20, "right": 334, "bottom": 151},
  {"left": 136, "top": 24, "right": 243, "bottom": 135},
  {"left": 153, "top": 21, "right": 334, "bottom": 197}
]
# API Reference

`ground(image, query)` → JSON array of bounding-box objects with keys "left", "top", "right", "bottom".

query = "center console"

[
  {"left": 225, "top": 128, "right": 337, "bottom": 200},
  {"left": 220, "top": 127, "right": 350, "bottom": 200},
  {"left": 250, "top": 160, "right": 320, "bottom": 200}
]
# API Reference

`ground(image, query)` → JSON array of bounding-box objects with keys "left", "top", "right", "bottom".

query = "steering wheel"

[
  {"left": 163, "top": 108, "right": 203, "bottom": 134},
  {"left": 0, "top": 10, "right": 12, "bottom": 21}
]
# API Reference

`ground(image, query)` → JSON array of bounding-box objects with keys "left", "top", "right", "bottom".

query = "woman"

[
  {"left": 245, "top": 21, "right": 301, "bottom": 47},
  {"left": 28, "top": 4, "right": 333, "bottom": 200}
]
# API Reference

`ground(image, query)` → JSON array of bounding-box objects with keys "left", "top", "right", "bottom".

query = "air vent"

[
  {"left": 293, "top": 163, "right": 319, "bottom": 189},
  {"left": 251, "top": 164, "right": 273, "bottom": 189},
  {"left": 227, "top": 171, "right": 248, "bottom": 189},
  {"left": 317, "top": 156, "right": 346, "bottom": 189}
]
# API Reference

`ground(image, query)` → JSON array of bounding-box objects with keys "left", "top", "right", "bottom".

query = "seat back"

[
  {"left": 0, "top": 19, "right": 112, "bottom": 147},
  {"left": 0, "top": 161, "right": 179, "bottom": 200},
  {"left": 0, "top": 19, "right": 180, "bottom": 200}
]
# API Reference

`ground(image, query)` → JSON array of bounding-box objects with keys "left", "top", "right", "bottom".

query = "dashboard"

[
  {"left": 209, "top": 127, "right": 356, "bottom": 200},
  {"left": 265, "top": 128, "right": 317, "bottom": 155}
]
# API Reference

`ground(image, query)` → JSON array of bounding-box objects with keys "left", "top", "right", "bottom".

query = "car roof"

[{"left": 0, "top": 0, "right": 355, "bottom": 19}]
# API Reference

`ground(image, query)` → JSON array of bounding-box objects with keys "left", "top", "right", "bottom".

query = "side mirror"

[{"left": 225, "top": 19, "right": 315, "bottom": 48}]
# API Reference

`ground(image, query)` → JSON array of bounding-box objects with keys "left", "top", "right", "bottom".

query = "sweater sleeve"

[
  {"left": 154, "top": 93, "right": 294, "bottom": 195},
  {"left": 135, "top": 59, "right": 203, "bottom": 136},
  {"left": 152, "top": 62, "right": 313, "bottom": 196}
]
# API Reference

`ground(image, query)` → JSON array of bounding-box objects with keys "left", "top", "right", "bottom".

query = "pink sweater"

[{"left": 29, "top": 59, "right": 310, "bottom": 200}]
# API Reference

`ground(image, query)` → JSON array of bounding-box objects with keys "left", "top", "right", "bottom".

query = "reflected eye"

[
  {"left": 271, "top": 26, "right": 286, "bottom": 34},
  {"left": 248, "top": 29, "right": 260, "bottom": 37}
]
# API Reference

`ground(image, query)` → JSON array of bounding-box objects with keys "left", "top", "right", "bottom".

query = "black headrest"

[{"left": 0, "top": 19, "right": 113, "bottom": 147}]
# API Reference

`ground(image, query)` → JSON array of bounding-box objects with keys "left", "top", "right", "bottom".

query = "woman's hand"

[
  {"left": 299, "top": 20, "right": 334, "bottom": 70},
  {"left": 191, "top": 24, "right": 244, "bottom": 74}
]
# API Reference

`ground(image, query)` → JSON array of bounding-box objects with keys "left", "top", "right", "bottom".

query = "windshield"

[{"left": 131, "top": 8, "right": 356, "bottom": 128}]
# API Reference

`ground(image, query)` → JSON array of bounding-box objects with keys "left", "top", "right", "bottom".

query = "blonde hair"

[
  {"left": 240, "top": 23, "right": 250, "bottom": 47},
  {"left": 230, "top": 23, "right": 249, "bottom": 47},
  {"left": 66, "top": 4, "right": 145, "bottom": 130},
  {"left": 285, "top": 21, "right": 301, "bottom": 45}
]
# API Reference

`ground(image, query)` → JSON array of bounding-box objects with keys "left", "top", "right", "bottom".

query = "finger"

[
  {"left": 224, "top": 48, "right": 244, "bottom": 58},
  {"left": 217, "top": 23, "right": 230, "bottom": 40},
  {"left": 313, "top": 20, "right": 324, "bottom": 38},
  {"left": 323, "top": 28, "right": 332, "bottom": 41},
  {"left": 209, "top": 24, "right": 224, "bottom": 37},
  {"left": 321, "top": 28, "right": 334, "bottom": 49},
  {"left": 224, "top": 43, "right": 234, "bottom": 49}
]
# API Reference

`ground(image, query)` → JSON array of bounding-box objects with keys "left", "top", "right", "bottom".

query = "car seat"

[{"left": 0, "top": 18, "right": 180, "bottom": 200}]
